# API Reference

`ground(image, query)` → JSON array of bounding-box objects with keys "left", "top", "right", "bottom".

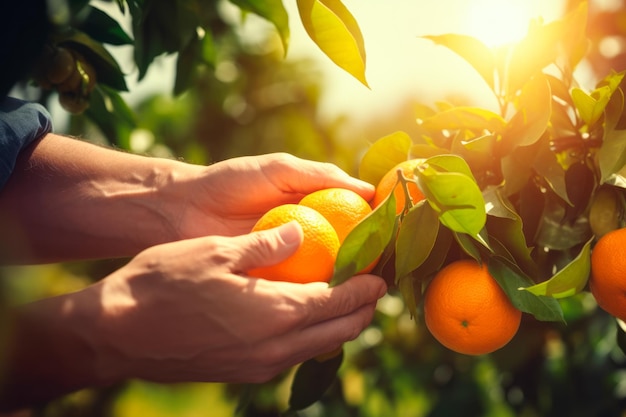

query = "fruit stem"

[{"left": 396, "top": 168, "right": 416, "bottom": 216}]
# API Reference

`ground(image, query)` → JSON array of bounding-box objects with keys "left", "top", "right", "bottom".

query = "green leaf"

[
  {"left": 174, "top": 32, "right": 202, "bottom": 95},
  {"left": 522, "top": 238, "right": 592, "bottom": 298},
  {"left": 395, "top": 202, "right": 439, "bottom": 282},
  {"left": 410, "top": 225, "right": 454, "bottom": 279},
  {"left": 54, "top": 29, "right": 128, "bottom": 90},
  {"left": 572, "top": 87, "right": 609, "bottom": 127},
  {"left": 500, "top": 140, "right": 540, "bottom": 197},
  {"left": 115, "top": 0, "right": 125, "bottom": 14},
  {"left": 597, "top": 73, "right": 626, "bottom": 184},
  {"left": 454, "top": 232, "right": 483, "bottom": 262},
  {"left": 422, "top": 34, "right": 495, "bottom": 90},
  {"left": 425, "top": 171, "right": 486, "bottom": 236},
  {"left": 409, "top": 143, "right": 447, "bottom": 160},
  {"left": 69, "top": 0, "right": 91, "bottom": 15},
  {"left": 488, "top": 256, "right": 565, "bottom": 322},
  {"left": 506, "top": 18, "right": 562, "bottom": 95},
  {"left": 77, "top": 5, "right": 134, "bottom": 46},
  {"left": 417, "top": 157, "right": 487, "bottom": 238},
  {"left": 201, "top": 29, "right": 217, "bottom": 67},
  {"left": 359, "top": 131, "right": 412, "bottom": 186},
  {"left": 229, "top": 0, "right": 290, "bottom": 55},
  {"left": 85, "top": 85, "right": 137, "bottom": 147},
  {"left": 545, "top": 74, "right": 575, "bottom": 108},
  {"left": 599, "top": 129, "right": 626, "bottom": 184},
  {"left": 535, "top": 195, "right": 592, "bottom": 251},
  {"left": 287, "top": 349, "right": 344, "bottom": 412},
  {"left": 532, "top": 138, "right": 571, "bottom": 205},
  {"left": 605, "top": 80, "right": 625, "bottom": 132},
  {"left": 425, "top": 154, "right": 478, "bottom": 182},
  {"left": 450, "top": 132, "right": 496, "bottom": 170},
  {"left": 398, "top": 275, "right": 420, "bottom": 319},
  {"left": 129, "top": 0, "right": 198, "bottom": 80},
  {"left": 484, "top": 234, "right": 518, "bottom": 266},
  {"left": 296, "top": 0, "right": 368, "bottom": 87},
  {"left": 571, "top": 88, "right": 596, "bottom": 126},
  {"left": 560, "top": 1, "right": 590, "bottom": 68},
  {"left": 331, "top": 192, "right": 396, "bottom": 286},
  {"left": 501, "top": 73, "right": 551, "bottom": 154},
  {"left": 484, "top": 187, "right": 536, "bottom": 273},
  {"left": 420, "top": 106, "right": 506, "bottom": 134},
  {"left": 572, "top": 72, "right": 625, "bottom": 127},
  {"left": 564, "top": 161, "right": 595, "bottom": 221},
  {"left": 596, "top": 69, "right": 626, "bottom": 96}
]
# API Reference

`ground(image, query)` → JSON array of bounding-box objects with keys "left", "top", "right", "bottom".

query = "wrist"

[{"left": 1, "top": 288, "right": 116, "bottom": 410}]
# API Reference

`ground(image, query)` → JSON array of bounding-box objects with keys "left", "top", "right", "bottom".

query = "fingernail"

[{"left": 279, "top": 221, "right": 303, "bottom": 247}]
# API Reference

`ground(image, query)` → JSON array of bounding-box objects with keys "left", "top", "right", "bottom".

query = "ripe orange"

[
  {"left": 590, "top": 227, "right": 626, "bottom": 320},
  {"left": 299, "top": 188, "right": 372, "bottom": 242},
  {"left": 299, "top": 188, "right": 378, "bottom": 273},
  {"left": 248, "top": 204, "right": 340, "bottom": 283},
  {"left": 372, "top": 159, "right": 425, "bottom": 215},
  {"left": 423, "top": 260, "right": 522, "bottom": 355}
]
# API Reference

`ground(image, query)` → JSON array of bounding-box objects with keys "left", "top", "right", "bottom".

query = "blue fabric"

[{"left": 0, "top": 97, "right": 53, "bottom": 190}]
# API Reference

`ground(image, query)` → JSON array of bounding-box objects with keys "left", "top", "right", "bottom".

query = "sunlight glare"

[
  {"left": 280, "top": 0, "right": 567, "bottom": 125},
  {"left": 464, "top": 0, "right": 559, "bottom": 48}
]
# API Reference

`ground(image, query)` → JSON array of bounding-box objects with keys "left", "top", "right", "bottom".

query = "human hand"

[
  {"left": 88, "top": 221, "right": 386, "bottom": 384},
  {"left": 166, "top": 153, "right": 375, "bottom": 239},
  {"left": 0, "top": 138, "right": 372, "bottom": 262}
]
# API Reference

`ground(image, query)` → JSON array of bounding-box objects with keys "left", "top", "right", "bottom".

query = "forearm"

[
  {"left": 0, "top": 133, "right": 195, "bottom": 263},
  {"left": 0, "top": 286, "right": 116, "bottom": 411}
]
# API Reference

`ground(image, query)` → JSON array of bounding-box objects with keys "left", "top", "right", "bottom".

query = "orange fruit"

[
  {"left": 299, "top": 188, "right": 378, "bottom": 273},
  {"left": 372, "top": 159, "right": 425, "bottom": 215},
  {"left": 248, "top": 204, "right": 340, "bottom": 283},
  {"left": 299, "top": 188, "right": 372, "bottom": 242},
  {"left": 590, "top": 227, "right": 626, "bottom": 320},
  {"left": 423, "top": 260, "right": 522, "bottom": 355}
]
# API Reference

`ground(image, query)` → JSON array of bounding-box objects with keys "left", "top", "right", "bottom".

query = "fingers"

[
  {"left": 243, "top": 275, "right": 387, "bottom": 376},
  {"left": 231, "top": 221, "right": 303, "bottom": 273},
  {"left": 279, "top": 275, "right": 387, "bottom": 358},
  {"left": 296, "top": 300, "right": 379, "bottom": 354},
  {"left": 298, "top": 275, "right": 387, "bottom": 326},
  {"left": 261, "top": 153, "right": 375, "bottom": 201},
  {"left": 303, "top": 160, "right": 375, "bottom": 199},
  {"left": 247, "top": 300, "right": 381, "bottom": 382}
]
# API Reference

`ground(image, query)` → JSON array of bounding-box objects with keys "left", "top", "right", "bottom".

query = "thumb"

[{"left": 235, "top": 221, "right": 303, "bottom": 273}]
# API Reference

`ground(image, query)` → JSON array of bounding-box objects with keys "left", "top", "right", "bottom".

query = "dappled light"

[{"left": 464, "top": 0, "right": 562, "bottom": 48}]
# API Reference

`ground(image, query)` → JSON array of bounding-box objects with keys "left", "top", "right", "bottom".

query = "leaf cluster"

[
  {"left": 333, "top": 2, "right": 626, "bottom": 325},
  {"left": 17, "top": 0, "right": 368, "bottom": 145}
]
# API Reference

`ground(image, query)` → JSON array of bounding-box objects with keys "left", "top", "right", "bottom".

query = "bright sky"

[
  {"left": 279, "top": 0, "right": 566, "bottom": 124},
  {"left": 98, "top": 0, "right": 567, "bottom": 128}
]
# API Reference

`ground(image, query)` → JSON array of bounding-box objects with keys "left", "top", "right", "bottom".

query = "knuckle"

[
  {"left": 245, "top": 343, "right": 291, "bottom": 383},
  {"left": 246, "top": 231, "right": 278, "bottom": 265},
  {"left": 261, "top": 341, "right": 290, "bottom": 366},
  {"left": 345, "top": 322, "right": 365, "bottom": 342}
]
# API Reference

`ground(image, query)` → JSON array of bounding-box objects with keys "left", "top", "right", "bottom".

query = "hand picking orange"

[
  {"left": 423, "top": 259, "right": 522, "bottom": 355},
  {"left": 248, "top": 204, "right": 340, "bottom": 283}
]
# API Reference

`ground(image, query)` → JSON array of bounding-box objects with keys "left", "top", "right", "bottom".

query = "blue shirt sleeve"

[{"left": 0, "top": 97, "right": 53, "bottom": 190}]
